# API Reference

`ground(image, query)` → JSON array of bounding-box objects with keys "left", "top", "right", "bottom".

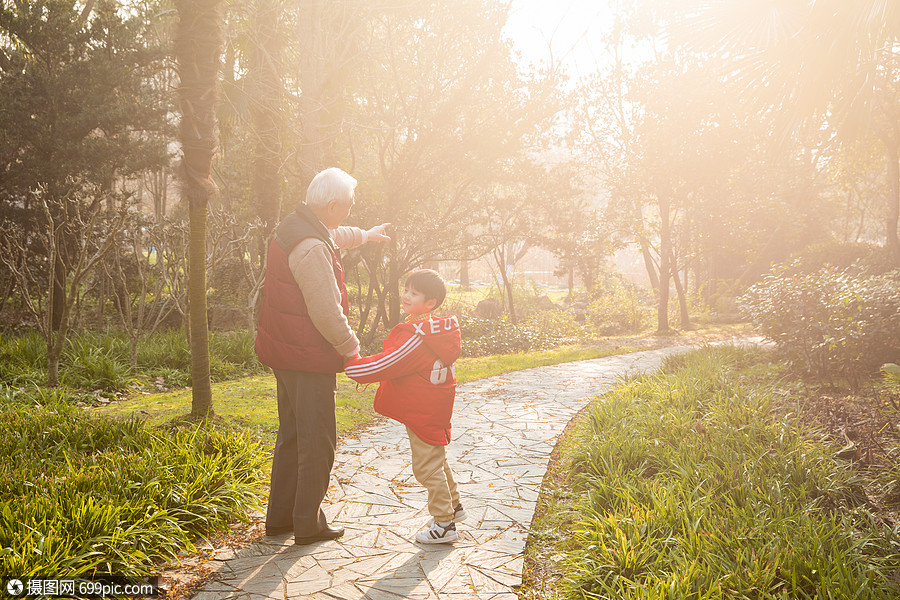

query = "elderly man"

[{"left": 255, "top": 167, "right": 388, "bottom": 544}]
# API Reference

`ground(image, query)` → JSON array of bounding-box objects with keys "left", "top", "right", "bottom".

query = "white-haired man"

[{"left": 255, "top": 167, "right": 389, "bottom": 544}]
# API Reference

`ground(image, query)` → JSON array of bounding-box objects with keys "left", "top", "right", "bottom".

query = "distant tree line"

[{"left": 1, "top": 0, "right": 899, "bottom": 389}]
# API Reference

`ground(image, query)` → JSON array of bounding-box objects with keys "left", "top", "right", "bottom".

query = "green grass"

[
  {"left": 100, "top": 374, "right": 375, "bottom": 442},
  {"left": 543, "top": 346, "right": 900, "bottom": 599},
  {"left": 100, "top": 344, "right": 640, "bottom": 438},
  {"left": 100, "top": 323, "right": 749, "bottom": 438},
  {"left": 0, "top": 324, "right": 746, "bottom": 583},
  {"left": 0, "top": 386, "right": 267, "bottom": 578}
]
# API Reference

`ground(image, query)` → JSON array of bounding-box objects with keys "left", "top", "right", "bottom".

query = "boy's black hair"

[{"left": 405, "top": 269, "right": 446, "bottom": 309}]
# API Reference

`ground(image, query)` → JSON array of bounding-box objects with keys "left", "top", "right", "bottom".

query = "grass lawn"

[
  {"left": 99, "top": 324, "right": 750, "bottom": 437},
  {"left": 522, "top": 345, "right": 900, "bottom": 599},
  {"left": 98, "top": 344, "right": 644, "bottom": 439}
]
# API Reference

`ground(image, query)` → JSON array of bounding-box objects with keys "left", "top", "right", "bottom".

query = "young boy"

[{"left": 344, "top": 269, "right": 466, "bottom": 543}]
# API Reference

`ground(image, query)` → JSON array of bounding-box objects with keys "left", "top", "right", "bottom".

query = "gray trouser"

[{"left": 266, "top": 369, "right": 337, "bottom": 537}]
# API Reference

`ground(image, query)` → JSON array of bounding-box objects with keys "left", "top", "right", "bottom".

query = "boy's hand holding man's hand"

[{"left": 366, "top": 223, "right": 391, "bottom": 243}]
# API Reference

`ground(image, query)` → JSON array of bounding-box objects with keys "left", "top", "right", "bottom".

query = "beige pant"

[{"left": 406, "top": 426, "right": 460, "bottom": 523}]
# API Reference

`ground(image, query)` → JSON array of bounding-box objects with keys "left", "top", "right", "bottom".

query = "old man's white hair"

[{"left": 306, "top": 167, "right": 357, "bottom": 208}]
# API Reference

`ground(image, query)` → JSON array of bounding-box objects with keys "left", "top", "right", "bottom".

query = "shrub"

[
  {"left": 208, "top": 329, "right": 260, "bottom": 370},
  {"left": 0, "top": 329, "right": 266, "bottom": 394},
  {"left": 740, "top": 267, "right": 900, "bottom": 384},
  {"left": 586, "top": 276, "right": 652, "bottom": 335},
  {"left": 359, "top": 309, "right": 591, "bottom": 357},
  {"left": 521, "top": 309, "right": 593, "bottom": 344},
  {"left": 0, "top": 330, "right": 45, "bottom": 387},
  {"left": 136, "top": 329, "right": 192, "bottom": 372},
  {"left": 60, "top": 332, "right": 133, "bottom": 391},
  {"left": 458, "top": 316, "right": 554, "bottom": 357},
  {"left": 507, "top": 280, "right": 560, "bottom": 319},
  {"left": 790, "top": 241, "right": 895, "bottom": 276}
]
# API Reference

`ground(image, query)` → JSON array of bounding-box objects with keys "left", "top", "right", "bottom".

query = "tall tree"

[
  {"left": 351, "top": 0, "right": 563, "bottom": 328},
  {"left": 688, "top": 0, "right": 900, "bottom": 266},
  {"left": 576, "top": 0, "right": 837, "bottom": 330},
  {"left": 0, "top": 0, "right": 167, "bottom": 333},
  {"left": 0, "top": 0, "right": 167, "bottom": 380},
  {"left": 283, "top": 0, "right": 371, "bottom": 192},
  {"left": 174, "top": 0, "right": 225, "bottom": 418},
  {"left": 247, "top": 0, "right": 284, "bottom": 232}
]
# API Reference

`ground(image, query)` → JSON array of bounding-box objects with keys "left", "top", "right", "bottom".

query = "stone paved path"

[{"left": 189, "top": 343, "right": 736, "bottom": 600}]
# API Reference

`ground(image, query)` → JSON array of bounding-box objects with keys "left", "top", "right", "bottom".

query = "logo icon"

[{"left": 6, "top": 579, "right": 24, "bottom": 596}]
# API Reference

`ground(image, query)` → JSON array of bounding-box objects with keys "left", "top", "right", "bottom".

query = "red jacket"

[
  {"left": 255, "top": 206, "right": 349, "bottom": 373},
  {"left": 344, "top": 316, "right": 461, "bottom": 445}
]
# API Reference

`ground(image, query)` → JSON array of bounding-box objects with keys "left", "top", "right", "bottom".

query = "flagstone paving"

[{"left": 188, "top": 341, "right": 753, "bottom": 599}]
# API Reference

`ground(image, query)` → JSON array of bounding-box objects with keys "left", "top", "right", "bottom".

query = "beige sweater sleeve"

[
  {"left": 288, "top": 238, "right": 360, "bottom": 357},
  {"left": 331, "top": 226, "right": 366, "bottom": 249}
]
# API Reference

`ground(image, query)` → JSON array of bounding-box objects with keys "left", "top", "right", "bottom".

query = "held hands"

[{"left": 365, "top": 223, "right": 391, "bottom": 243}]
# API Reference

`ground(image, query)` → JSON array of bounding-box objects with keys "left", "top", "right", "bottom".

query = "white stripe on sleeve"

[{"left": 344, "top": 335, "right": 423, "bottom": 378}]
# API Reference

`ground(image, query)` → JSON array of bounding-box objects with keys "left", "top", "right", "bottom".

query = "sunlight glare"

[{"left": 503, "top": 0, "right": 614, "bottom": 74}]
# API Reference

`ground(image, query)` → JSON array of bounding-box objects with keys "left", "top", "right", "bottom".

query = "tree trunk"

[
  {"left": 130, "top": 336, "right": 139, "bottom": 370},
  {"left": 388, "top": 256, "right": 402, "bottom": 326},
  {"left": 886, "top": 143, "right": 900, "bottom": 267},
  {"left": 250, "top": 0, "right": 284, "bottom": 232},
  {"left": 78, "top": 0, "right": 97, "bottom": 23},
  {"left": 657, "top": 197, "right": 671, "bottom": 334},
  {"left": 670, "top": 248, "right": 690, "bottom": 329},
  {"left": 371, "top": 278, "right": 389, "bottom": 343},
  {"left": 357, "top": 256, "right": 379, "bottom": 337},
  {"left": 188, "top": 200, "right": 213, "bottom": 416},
  {"left": 0, "top": 275, "right": 14, "bottom": 319},
  {"left": 47, "top": 282, "right": 73, "bottom": 388},
  {"left": 47, "top": 339, "right": 62, "bottom": 387},
  {"left": 97, "top": 272, "right": 107, "bottom": 325},
  {"left": 51, "top": 254, "right": 66, "bottom": 332},
  {"left": 639, "top": 237, "right": 660, "bottom": 291},
  {"left": 494, "top": 246, "right": 517, "bottom": 324},
  {"left": 175, "top": 0, "right": 225, "bottom": 419},
  {"left": 501, "top": 267, "right": 516, "bottom": 324},
  {"left": 459, "top": 260, "right": 470, "bottom": 289}
]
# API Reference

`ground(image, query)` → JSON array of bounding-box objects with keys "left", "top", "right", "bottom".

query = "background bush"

[
  {"left": 458, "top": 316, "right": 556, "bottom": 357},
  {"left": 0, "top": 329, "right": 265, "bottom": 394},
  {"left": 586, "top": 275, "right": 653, "bottom": 335},
  {"left": 740, "top": 267, "right": 900, "bottom": 384},
  {"left": 787, "top": 241, "right": 895, "bottom": 276},
  {"left": 521, "top": 309, "right": 592, "bottom": 345}
]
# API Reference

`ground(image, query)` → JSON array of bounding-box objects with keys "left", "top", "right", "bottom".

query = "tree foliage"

[
  {"left": 0, "top": 0, "right": 168, "bottom": 381},
  {"left": 346, "top": 0, "right": 564, "bottom": 329},
  {"left": 3, "top": 0, "right": 900, "bottom": 375}
]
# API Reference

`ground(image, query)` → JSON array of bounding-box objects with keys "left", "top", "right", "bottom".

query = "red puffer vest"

[{"left": 254, "top": 205, "right": 350, "bottom": 373}]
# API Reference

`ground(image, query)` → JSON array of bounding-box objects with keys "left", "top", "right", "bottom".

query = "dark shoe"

[
  {"left": 294, "top": 524, "right": 345, "bottom": 545},
  {"left": 265, "top": 525, "right": 293, "bottom": 536}
]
